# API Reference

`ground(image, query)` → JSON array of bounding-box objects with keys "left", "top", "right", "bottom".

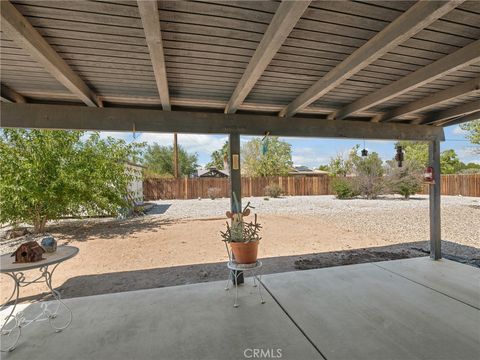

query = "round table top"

[
  {"left": 227, "top": 260, "right": 262, "bottom": 271},
  {"left": 1, "top": 245, "right": 79, "bottom": 273}
]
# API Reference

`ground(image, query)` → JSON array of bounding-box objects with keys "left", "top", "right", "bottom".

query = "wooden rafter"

[
  {"left": 225, "top": 0, "right": 311, "bottom": 114},
  {"left": 137, "top": 0, "right": 170, "bottom": 111},
  {"left": 100, "top": 96, "right": 406, "bottom": 118},
  {"left": 278, "top": 0, "right": 463, "bottom": 118},
  {"left": 379, "top": 77, "right": 480, "bottom": 122},
  {"left": 333, "top": 40, "right": 480, "bottom": 120},
  {"left": 0, "top": 1, "right": 100, "bottom": 107},
  {"left": 1, "top": 84, "right": 26, "bottom": 103},
  {"left": 438, "top": 110, "right": 480, "bottom": 127},
  {"left": 1, "top": 103, "right": 444, "bottom": 141},
  {"left": 420, "top": 100, "right": 480, "bottom": 125}
]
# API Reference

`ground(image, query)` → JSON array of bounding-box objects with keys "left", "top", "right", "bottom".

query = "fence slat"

[{"left": 144, "top": 174, "right": 479, "bottom": 200}]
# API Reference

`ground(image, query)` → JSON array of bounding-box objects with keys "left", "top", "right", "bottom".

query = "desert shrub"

[
  {"left": 386, "top": 160, "right": 423, "bottom": 199},
  {"left": 458, "top": 168, "right": 480, "bottom": 174},
  {"left": 353, "top": 152, "right": 385, "bottom": 199},
  {"left": 264, "top": 184, "right": 283, "bottom": 198},
  {"left": 207, "top": 187, "right": 222, "bottom": 200},
  {"left": 332, "top": 178, "right": 358, "bottom": 199},
  {"left": 355, "top": 176, "right": 385, "bottom": 199}
]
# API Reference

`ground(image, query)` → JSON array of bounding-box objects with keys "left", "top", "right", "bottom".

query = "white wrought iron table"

[
  {"left": 225, "top": 260, "right": 266, "bottom": 308},
  {"left": 0, "top": 245, "right": 79, "bottom": 352}
]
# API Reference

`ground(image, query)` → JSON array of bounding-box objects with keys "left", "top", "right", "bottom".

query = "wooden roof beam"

[
  {"left": 332, "top": 39, "right": 480, "bottom": 121},
  {"left": 0, "top": 1, "right": 100, "bottom": 107},
  {"left": 225, "top": 0, "right": 311, "bottom": 114},
  {"left": 1, "top": 84, "right": 26, "bottom": 103},
  {"left": 419, "top": 100, "right": 480, "bottom": 125},
  {"left": 137, "top": 0, "right": 170, "bottom": 111},
  {"left": 279, "top": 0, "right": 463, "bottom": 118},
  {"left": 1, "top": 103, "right": 444, "bottom": 142},
  {"left": 379, "top": 77, "right": 480, "bottom": 122}
]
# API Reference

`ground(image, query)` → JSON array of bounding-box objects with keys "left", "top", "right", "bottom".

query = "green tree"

[
  {"left": 0, "top": 129, "right": 142, "bottom": 233},
  {"left": 242, "top": 137, "right": 293, "bottom": 177},
  {"left": 318, "top": 165, "right": 330, "bottom": 172},
  {"left": 460, "top": 120, "right": 480, "bottom": 153},
  {"left": 143, "top": 143, "right": 198, "bottom": 177},
  {"left": 206, "top": 141, "right": 229, "bottom": 169},
  {"left": 440, "top": 149, "right": 462, "bottom": 174},
  {"left": 396, "top": 141, "right": 429, "bottom": 166},
  {"left": 328, "top": 153, "right": 353, "bottom": 177},
  {"left": 396, "top": 141, "right": 465, "bottom": 174},
  {"left": 457, "top": 162, "right": 480, "bottom": 174}
]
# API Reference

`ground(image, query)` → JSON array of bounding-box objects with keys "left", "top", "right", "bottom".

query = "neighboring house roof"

[
  {"left": 293, "top": 165, "right": 312, "bottom": 172},
  {"left": 289, "top": 166, "right": 330, "bottom": 176},
  {"left": 125, "top": 161, "right": 146, "bottom": 169},
  {"left": 197, "top": 168, "right": 229, "bottom": 177}
]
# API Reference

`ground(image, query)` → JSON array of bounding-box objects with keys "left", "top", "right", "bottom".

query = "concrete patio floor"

[{"left": 3, "top": 257, "right": 479, "bottom": 360}]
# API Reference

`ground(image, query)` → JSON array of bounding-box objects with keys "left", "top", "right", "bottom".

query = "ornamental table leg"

[
  {"left": 0, "top": 273, "right": 22, "bottom": 352},
  {"left": 40, "top": 265, "right": 72, "bottom": 332}
]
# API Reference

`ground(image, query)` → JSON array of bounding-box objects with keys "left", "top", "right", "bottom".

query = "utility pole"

[{"left": 173, "top": 133, "right": 179, "bottom": 178}]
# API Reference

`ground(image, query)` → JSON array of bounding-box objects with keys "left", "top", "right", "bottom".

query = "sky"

[{"left": 97, "top": 124, "right": 479, "bottom": 169}]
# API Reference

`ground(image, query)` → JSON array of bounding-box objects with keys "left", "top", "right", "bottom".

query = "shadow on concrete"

[{"left": 4, "top": 240, "right": 476, "bottom": 303}]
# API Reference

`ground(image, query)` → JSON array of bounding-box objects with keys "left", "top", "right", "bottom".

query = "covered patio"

[
  {"left": 3, "top": 257, "right": 479, "bottom": 360},
  {"left": 1, "top": 0, "right": 479, "bottom": 359}
]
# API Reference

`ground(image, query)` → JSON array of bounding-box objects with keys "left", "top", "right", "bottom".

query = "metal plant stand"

[
  {"left": 225, "top": 260, "right": 265, "bottom": 308},
  {"left": 224, "top": 242, "right": 266, "bottom": 308},
  {"left": 0, "top": 246, "right": 79, "bottom": 352}
]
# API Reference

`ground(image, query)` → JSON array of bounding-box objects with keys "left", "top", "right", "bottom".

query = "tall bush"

[
  {"left": 352, "top": 151, "right": 385, "bottom": 199},
  {"left": 264, "top": 184, "right": 283, "bottom": 198},
  {"left": 331, "top": 178, "right": 358, "bottom": 199},
  {"left": 386, "top": 160, "right": 423, "bottom": 199},
  {"left": 0, "top": 129, "right": 142, "bottom": 233}
]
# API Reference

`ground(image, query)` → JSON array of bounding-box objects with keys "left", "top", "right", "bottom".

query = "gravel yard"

[
  {"left": 150, "top": 194, "right": 480, "bottom": 251},
  {"left": 1, "top": 195, "right": 478, "bottom": 300}
]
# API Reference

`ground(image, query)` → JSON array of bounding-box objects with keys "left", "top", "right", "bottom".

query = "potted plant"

[{"left": 221, "top": 199, "right": 262, "bottom": 264}]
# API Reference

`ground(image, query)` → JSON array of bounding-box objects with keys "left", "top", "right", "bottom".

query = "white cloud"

[
  {"left": 137, "top": 133, "right": 226, "bottom": 153},
  {"left": 292, "top": 147, "right": 330, "bottom": 168},
  {"left": 456, "top": 146, "right": 480, "bottom": 164},
  {"left": 452, "top": 126, "right": 467, "bottom": 136},
  {"left": 81, "top": 131, "right": 131, "bottom": 142}
]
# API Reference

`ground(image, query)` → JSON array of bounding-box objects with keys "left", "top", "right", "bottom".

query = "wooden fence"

[
  {"left": 144, "top": 174, "right": 480, "bottom": 200},
  {"left": 419, "top": 174, "right": 480, "bottom": 197},
  {"left": 144, "top": 176, "right": 331, "bottom": 200}
]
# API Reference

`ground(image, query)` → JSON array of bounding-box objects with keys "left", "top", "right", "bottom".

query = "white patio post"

[{"left": 429, "top": 139, "right": 441, "bottom": 260}]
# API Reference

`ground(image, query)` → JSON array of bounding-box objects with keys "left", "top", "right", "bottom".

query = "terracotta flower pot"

[{"left": 231, "top": 241, "right": 259, "bottom": 264}]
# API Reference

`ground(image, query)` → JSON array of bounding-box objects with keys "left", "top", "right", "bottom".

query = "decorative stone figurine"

[{"left": 41, "top": 236, "right": 57, "bottom": 253}]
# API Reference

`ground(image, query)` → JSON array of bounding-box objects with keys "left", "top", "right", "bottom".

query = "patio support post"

[
  {"left": 229, "top": 133, "right": 244, "bottom": 284},
  {"left": 429, "top": 139, "right": 441, "bottom": 260}
]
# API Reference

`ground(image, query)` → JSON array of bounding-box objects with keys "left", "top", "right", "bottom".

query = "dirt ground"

[
  {"left": 1, "top": 195, "right": 478, "bottom": 302},
  {"left": 0, "top": 214, "right": 434, "bottom": 303}
]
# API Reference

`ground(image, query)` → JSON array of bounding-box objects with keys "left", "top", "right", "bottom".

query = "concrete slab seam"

[{"left": 373, "top": 263, "right": 480, "bottom": 311}]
